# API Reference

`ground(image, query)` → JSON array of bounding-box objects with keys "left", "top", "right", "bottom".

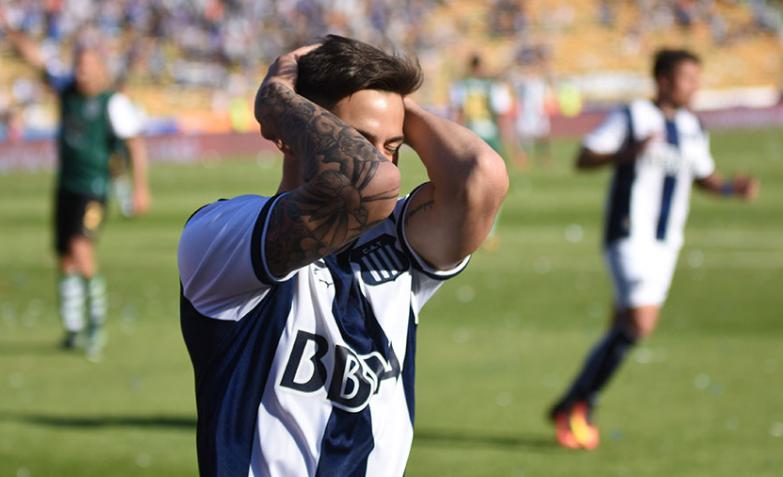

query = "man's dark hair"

[
  {"left": 296, "top": 35, "right": 422, "bottom": 109},
  {"left": 653, "top": 48, "right": 701, "bottom": 79}
]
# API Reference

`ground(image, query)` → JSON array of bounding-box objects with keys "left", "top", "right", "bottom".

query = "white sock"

[
  {"left": 59, "top": 274, "right": 85, "bottom": 332},
  {"left": 86, "top": 275, "right": 107, "bottom": 327}
]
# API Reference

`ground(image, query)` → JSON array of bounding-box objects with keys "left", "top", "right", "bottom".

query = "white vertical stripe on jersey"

[
  {"left": 365, "top": 375, "right": 415, "bottom": 476},
  {"left": 361, "top": 270, "right": 414, "bottom": 477},
  {"left": 251, "top": 271, "right": 340, "bottom": 476}
]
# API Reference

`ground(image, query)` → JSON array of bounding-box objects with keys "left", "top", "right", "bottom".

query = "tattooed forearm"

[
  {"left": 257, "top": 82, "right": 400, "bottom": 276},
  {"left": 257, "top": 82, "right": 384, "bottom": 184}
]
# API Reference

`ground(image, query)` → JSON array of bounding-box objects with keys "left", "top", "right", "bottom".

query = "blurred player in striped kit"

[
  {"left": 1, "top": 11, "right": 150, "bottom": 360},
  {"left": 549, "top": 49, "right": 759, "bottom": 450}
]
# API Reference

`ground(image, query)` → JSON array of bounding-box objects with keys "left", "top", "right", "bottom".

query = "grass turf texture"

[{"left": 0, "top": 128, "right": 781, "bottom": 476}]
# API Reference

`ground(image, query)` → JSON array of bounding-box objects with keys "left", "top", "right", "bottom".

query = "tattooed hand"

[{"left": 255, "top": 44, "right": 320, "bottom": 143}]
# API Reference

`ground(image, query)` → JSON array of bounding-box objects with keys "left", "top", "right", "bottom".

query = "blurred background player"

[
  {"left": 450, "top": 53, "right": 520, "bottom": 165},
  {"left": 1, "top": 11, "right": 150, "bottom": 360},
  {"left": 548, "top": 48, "right": 760, "bottom": 450},
  {"left": 509, "top": 49, "right": 552, "bottom": 165}
]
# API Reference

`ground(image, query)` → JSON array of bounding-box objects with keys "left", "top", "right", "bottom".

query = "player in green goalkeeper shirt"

[{"left": 2, "top": 13, "right": 150, "bottom": 359}]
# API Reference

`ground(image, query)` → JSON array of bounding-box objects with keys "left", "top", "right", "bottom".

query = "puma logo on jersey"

[{"left": 280, "top": 330, "right": 401, "bottom": 413}]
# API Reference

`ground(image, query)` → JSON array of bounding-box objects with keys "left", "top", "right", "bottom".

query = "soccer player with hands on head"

[{"left": 178, "top": 36, "right": 507, "bottom": 476}]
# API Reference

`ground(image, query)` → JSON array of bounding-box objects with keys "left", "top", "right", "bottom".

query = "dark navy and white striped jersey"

[
  {"left": 178, "top": 192, "right": 468, "bottom": 477},
  {"left": 586, "top": 99, "right": 716, "bottom": 249}
]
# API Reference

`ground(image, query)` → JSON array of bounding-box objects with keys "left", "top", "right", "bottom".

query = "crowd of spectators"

[
  {"left": 1, "top": 0, "right": 442, "bottom": 86},
  {"left": 0, "top": 0, "right": 781, "bottom": 142},
  {"left": 0, "top": 0, "right": 448, "bottom": 141},
  {"left": 597, "top": 0, "right": 782, "bottom": 47}
]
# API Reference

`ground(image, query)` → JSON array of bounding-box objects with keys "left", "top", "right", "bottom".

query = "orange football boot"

[
  {"left": 568, "top": 401, "right": 600, "bottom": 450},
  {"left": 552, "top": 408, "right": 580, "bottom": 449}
]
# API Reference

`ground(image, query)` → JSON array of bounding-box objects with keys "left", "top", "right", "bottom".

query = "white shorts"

[{"left": 604, "top": 240, "right": 680, "bottom": 309}]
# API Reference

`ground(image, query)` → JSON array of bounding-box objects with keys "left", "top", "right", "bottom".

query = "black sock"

[{"left": 557, "top": 326, "right": 637, "bottom": 411}]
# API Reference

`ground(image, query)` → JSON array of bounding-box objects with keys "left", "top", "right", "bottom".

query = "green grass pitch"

[{"left": 0, "top": 128, "right": 781, "bottom": 476}]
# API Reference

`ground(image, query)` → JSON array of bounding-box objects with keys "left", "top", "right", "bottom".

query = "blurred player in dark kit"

[{"left": 2, "top": 10, "right": 150, "bottom": 360}]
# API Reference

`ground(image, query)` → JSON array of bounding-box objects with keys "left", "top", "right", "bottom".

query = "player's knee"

[
  {"left": 58, "top": 255, "right": 77, "bottom": 274},
  {"left": 630, "top": 309, "right": 659, "bottom": 339},
  {"left": 77, "top": 257, "right": 97, "bottom": 278},
  {"left": 633, "top": 320, "right": 656, "bottom": 339},
  {"left": 69, "top": 237, "right": 97, "bottom": 277},
  {"left": 615, "top": 308, "right": 658, "bottom": 340}
]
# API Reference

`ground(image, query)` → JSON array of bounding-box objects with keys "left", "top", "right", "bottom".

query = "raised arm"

[
  {"left": 0, "top": 10, "right": 46, "bottom": 72},
  {"left": 402, "top": 98, "right": 508, "bottom": 269},
  {"left": 254, "top": 46, "right": 401, "bottom": 279}
]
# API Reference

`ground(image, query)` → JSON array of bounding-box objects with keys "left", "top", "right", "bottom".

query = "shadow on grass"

[
  {"left": 0, "top": 412, "right": 196, "bottom": 430},
  {"left": 0, "top": 341, "right": 64, "bottom": 356},
  {"left": 413, "top": 427, "right": 557, "bottom": 452},
  {"left": 2, "top": 414, "right": 558, "bottom": 452}
]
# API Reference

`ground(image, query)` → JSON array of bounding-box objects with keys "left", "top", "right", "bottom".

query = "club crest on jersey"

[
  {"left": 280, "top": 330, "right": 401, "bottom": 413},
  {"left": 350, "top": 234, "right": 409, "bottom": 285},
  {"left": 641, "top": 142, "right": 684, "bottom": 175}
]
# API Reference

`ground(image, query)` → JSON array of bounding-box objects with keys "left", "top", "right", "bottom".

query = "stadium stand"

[{"left": 0, "top": 0, "right": 781, "bottom": 141}]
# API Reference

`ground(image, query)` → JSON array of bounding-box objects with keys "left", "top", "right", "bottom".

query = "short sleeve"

[
  {"left": 178, "top": 194, "right": 294, "bottom": 320},
  {"left": 108, "top": 93, "right": 144, "bottom": 139},
  {"left": 396, "top": 186, "right": 470, "bottom": 315},
  {"left": 690, "top": 130, "right": 716, "bottom": 180},
  {"left": 582, "top": 108, "right": 629, "bottom": 154}
]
